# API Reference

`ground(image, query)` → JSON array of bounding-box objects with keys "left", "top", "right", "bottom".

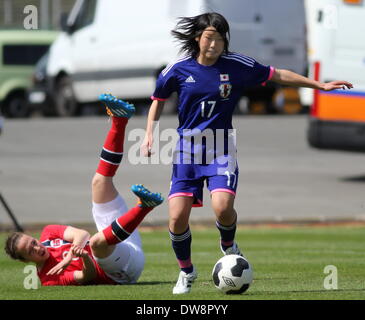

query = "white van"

[
  {"left": 45, "top": 0, "right": 306, "bottom": 116},
  {"left": 304, "top": 0, "right": 365, "bottom": 151}
]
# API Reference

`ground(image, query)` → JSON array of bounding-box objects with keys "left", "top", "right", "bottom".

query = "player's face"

[
  {"left": 17, "top": 234, "right": 49, "bottom": 264},
  {"left": 196, "top": 27, "right": 225, "bottom": 64}
]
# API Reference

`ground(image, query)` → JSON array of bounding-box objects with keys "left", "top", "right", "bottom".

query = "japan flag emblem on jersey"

[
  {"left": 220, "top": 74, "right": 229, "bottom": 81},
  {"left": 219, "top": 83, "right": 232, "bottom": 99}
]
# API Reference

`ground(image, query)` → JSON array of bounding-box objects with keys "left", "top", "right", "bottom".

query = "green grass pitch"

[{"left": 0, "top": 225, "right": 364, "bottom": 300}]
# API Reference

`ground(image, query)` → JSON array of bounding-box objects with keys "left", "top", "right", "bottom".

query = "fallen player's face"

[{"left": 17, "top": 234, "right": 49, "bottom": 264}]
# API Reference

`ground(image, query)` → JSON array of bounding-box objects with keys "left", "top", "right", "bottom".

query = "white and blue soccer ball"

[{"left": 212, "top": 254, "right": 253, "bottom": 294}]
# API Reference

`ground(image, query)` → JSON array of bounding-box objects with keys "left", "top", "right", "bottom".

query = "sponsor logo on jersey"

[
  {"left": 44, "top": 239, "right": 71, "bottom": 248},
  {"left": 50, "top": 239, "right": 62, "bottom": 248},
  {"left": 185, "top": 75, "right": 196, "bottom": 83},
  {"left": 219, "top": 83, "right": 232, "bottom": 99}
]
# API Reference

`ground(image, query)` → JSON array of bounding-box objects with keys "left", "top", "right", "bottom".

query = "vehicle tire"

[
  {"left": 3, "top": 92, "right": 30, "bottom": 118},
  {"left": 54, "top": 76, "right": 78, "bottom": 117}
]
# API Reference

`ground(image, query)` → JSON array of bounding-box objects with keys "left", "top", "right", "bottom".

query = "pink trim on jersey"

[
  {"left": 210, "top": 188, "right": 236, "bottom": 196},
  {"left": 177, "top": 258, "right": 192, "bottom": 269},
  {"left": 268, "top": 66, "right": 275, "bottom": 80},
  {"left": 168, "top": 192, "right": 194, "bottom": 200},
  {"left": 151, "top": 96, "right": 167, "bottom": 101},
  {"left": 261, "top": 66, "right": 276, "bottom": 86}
]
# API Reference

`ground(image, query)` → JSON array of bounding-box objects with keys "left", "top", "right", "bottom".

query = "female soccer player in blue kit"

[{"left": 142, "top": 12, "right": 353, "bottom": 294}]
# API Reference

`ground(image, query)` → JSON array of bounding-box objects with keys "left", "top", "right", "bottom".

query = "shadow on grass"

[{"left": 132, "top": 281, "right": 176, "bottom": 286}]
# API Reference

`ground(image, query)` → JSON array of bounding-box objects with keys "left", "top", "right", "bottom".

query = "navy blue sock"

[
  {"left": 216, "top": 219, "right": 237, "bottom": 251},
  {"left": 169, "top": 227, "right": 193, "bottom": 274}
]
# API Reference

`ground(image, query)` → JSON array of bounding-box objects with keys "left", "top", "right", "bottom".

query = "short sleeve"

[
  {"left": 151, "top": 69, "right": 177, "bottom": 101},
  {"left": 243, "top": 61, "right": 273, "bottom": 87},
  {"left": 248, "top": 61, "right": 275, "bottom": 87},
  {"left": 39, "top": 225, "right": 68, "bottom": 242}
]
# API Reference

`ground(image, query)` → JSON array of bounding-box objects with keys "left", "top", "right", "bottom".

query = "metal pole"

[
  {"left": 52, "top": 0, "right": 62, "bottom": 30},
  {"left": 0, "top": 193, "right": 24, "bottom": 232},
  {"left": 40, "top": 0, "right": 50, "bottom": 29},
  {"left": 3, "top": 0, "right": 13, "bottom": 25}
]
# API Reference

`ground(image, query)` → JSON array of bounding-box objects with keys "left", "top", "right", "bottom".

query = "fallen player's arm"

[
  {"left": 63, "top": 226, "right": 90, "bottom": 248},
  {"left": 47, "top": 226, "right": 91, "bottom": 276},
  {"left": 73, "top": 250, "right": 97, "bottom": 284},
  {"left": 271, "top": 69, "right": 353, "bottom": 91}
]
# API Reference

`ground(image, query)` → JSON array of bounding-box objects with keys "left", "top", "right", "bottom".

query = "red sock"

[
  {"left": 103, "top": 206, "right": 153, "bottom": 245},
  {"left": 96, "top": 117, "right": 128, "bottom": 177}
]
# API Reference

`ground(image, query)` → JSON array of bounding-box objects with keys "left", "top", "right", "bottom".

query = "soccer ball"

[{"left": 212, "top": 254, "right": 253, "bottom": 294}]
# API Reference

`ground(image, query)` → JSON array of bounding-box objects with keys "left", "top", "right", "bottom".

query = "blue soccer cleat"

[
  {"left": 98, "top": 93, "right": 135, "bottom": 118},
  {"left": 131, "top": 184, "right": 164, "bottom": 208}
]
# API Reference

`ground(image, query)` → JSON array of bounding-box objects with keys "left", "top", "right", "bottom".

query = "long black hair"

[{"left": 171, "top": 12, "right": 230, "bottom": 58}]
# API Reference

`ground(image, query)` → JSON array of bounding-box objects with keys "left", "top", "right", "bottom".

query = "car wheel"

[
  {"left": 54, "top": 76, "right": 78, "bottom": 117},
  {"left": 3, "top": 92, "right": 30, "bottom": 118}
]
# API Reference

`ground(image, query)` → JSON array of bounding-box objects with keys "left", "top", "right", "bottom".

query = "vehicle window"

[
  {"left": 2, "top": 44, "right": 50, "bottom": 66},
  {"left": 73, "top": 0, "right": 97, "bottom": 31},
  {"left": 206, "top": 0, "right": 255, "bottom": 23}
]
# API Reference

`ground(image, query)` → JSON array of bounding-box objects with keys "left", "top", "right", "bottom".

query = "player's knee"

[
  {"left": 91, "top": 174, "right": 104, "bottom": 190},
  {"left": 213, "top": 203, "right": 234, "bottom": 220},
  {"left": 89, "top": 233, "right": 107, "bottom": 251},
  {"left": 89, "top": 234, "right": 115, "bottom": 259},
  {"left": 169, "top": 215, "right": 189, "bottom": 233},
  {"left": 168, "top": 197, "right": 192, "bottom": 232},
  {"left": 212, "top": 194, "right": 233, "bottom": 213}
]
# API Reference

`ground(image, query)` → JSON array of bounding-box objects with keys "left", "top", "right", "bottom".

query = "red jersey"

[{"left": 37, "top": 225, "right": 116, "bottom": 286}]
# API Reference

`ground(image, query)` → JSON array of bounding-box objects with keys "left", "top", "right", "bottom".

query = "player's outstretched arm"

[{"left": 271, "top": 68, "right": 353, "bottom": 91}]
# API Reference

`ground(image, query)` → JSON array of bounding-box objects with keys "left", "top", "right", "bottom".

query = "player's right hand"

[{"left": 141, "top": 134, "right": 154, "bottom": 157}]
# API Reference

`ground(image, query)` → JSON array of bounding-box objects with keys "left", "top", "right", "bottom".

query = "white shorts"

[{"left": 92, "top": 195, "right": 145, "bottom": 284}]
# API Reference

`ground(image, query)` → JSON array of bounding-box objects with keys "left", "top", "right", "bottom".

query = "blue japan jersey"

[{"left": 152, "top": 52, "right": 273, "bottom": 179}]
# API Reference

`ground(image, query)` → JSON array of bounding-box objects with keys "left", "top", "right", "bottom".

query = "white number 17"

[{"left": 200, "top": 100, "right": 216, "bottom": 118}]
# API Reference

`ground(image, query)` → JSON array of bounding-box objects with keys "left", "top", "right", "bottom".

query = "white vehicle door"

[
  {"left": 95, "top": 0, "right": 174, "bottom": 100},
  {"left": 67, "top": 0, "right": 99, "bottom": 102}
]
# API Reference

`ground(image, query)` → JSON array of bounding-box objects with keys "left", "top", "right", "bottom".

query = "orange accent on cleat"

[{"left": 106, "top": 107, "right": 113, "bottom": 117}]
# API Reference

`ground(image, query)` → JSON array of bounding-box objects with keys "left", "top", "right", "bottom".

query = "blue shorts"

[{"left": 168, "top": 167, "right": 239, "bottom": 207}]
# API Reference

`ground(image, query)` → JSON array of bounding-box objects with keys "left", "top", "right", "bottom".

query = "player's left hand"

[
  {"left": 322, "top": 81, "right": 353, "bottom": 91},
  {"left": 71, "top": 244, "right": 88, "bottom": 258}
]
